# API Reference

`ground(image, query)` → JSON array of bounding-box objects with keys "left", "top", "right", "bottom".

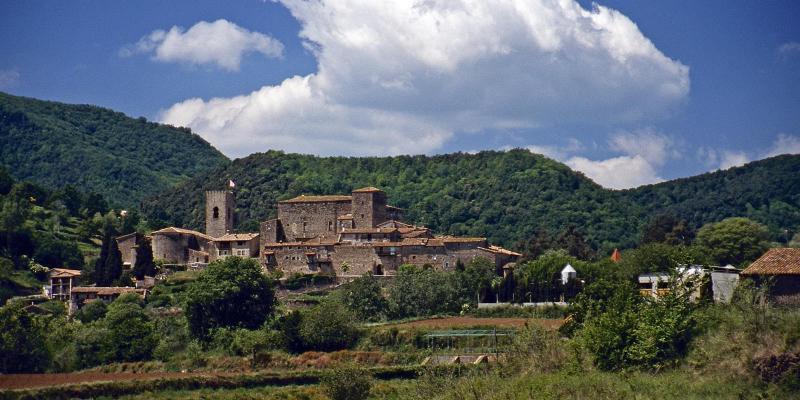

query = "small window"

[
  {"left": 213, "top": 207, "right": 219, "bottom": 219},
  {"left": 328, "top": 221, "right": 333, "bottom": 231}
]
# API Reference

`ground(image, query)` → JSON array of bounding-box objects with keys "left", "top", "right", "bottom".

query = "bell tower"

[{"left": 205, "top": 190, "right": 235, "bottom": 238}]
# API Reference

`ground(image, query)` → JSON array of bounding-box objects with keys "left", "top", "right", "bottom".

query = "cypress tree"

[
  {"left": 105, "top": 238, "right": 123, "bottom": 285},
  {"left": 132, "top": 238, "right": 154, "bottom": 280},
  {"left": 94, "top": 229, "right": 111, "bottom": 285}
]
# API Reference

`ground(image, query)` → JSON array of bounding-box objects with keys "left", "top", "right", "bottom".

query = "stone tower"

[
  {"left": 205, "top": 190, "right": 235, "bottom": 238},
  {"left": 351, "top": 187, "right": 387, "bottom": 228}
]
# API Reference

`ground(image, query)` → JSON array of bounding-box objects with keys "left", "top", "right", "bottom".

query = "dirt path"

[
  {"left": 387, "top": 317, "right": 564, "bottom": 330},
  {"left": 0, "top": 371, "right": 224, "bottom": 390}
]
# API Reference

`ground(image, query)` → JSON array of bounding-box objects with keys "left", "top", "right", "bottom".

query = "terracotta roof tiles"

[
  {"left": 741, "top": 248, "right": 800, "bottom": 276},
  {"left": 279, "top": 195, "right": 352, "bottom": 203}
]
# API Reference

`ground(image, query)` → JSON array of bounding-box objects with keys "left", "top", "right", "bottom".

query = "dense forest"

[
  {"left": 142, "top": 150, "right": 800, "bottom": 254},
  {"left": 0, "top": 92, "right": 229, "bottom": 208}
]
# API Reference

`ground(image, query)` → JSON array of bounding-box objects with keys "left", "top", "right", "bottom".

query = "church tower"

[{"left": 205, "top": 190, "right": 235, "bottom": 238}]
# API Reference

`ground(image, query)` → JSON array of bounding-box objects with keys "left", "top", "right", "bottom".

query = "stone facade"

[
  {"left": 151, "top": 227, "right": 212, "bottom": 265},
  {"left": 259, "top": 186, "right": 520, "bottom": 277},
  {"left": 116, "top": 232, "right": 144, "bottom": 268},
  {"left": 205, "top": 190, "right": 235, "bottom": 238},
  {"left": 210, "top": 233, "right": 260, "bottom": 262}
]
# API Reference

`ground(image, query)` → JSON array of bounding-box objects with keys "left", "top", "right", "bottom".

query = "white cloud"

[
  {"left": 563, "top": 129, "right": 675, "bottom": 189},
  {"left": 521, "top": 138, "right": 584, "bottom": 160},
  {"left": 566, "top": 155, "right": 662, "bottom": 189},
  {"left": 717, "top": 151, "right": 750, "bottom": 170},
  {"left": 160, "top": 0, "right": 690, "bottom": 158},
  {"left": 778, "top": 42, "right": 800, "bottom": 58},
  {"left": 0, "top": 69, "right": 20, "bottom": 89},
  {"left": 764, "top": 133, "right": 800, "bottom": 157},
  {"left": 121, "top": 19, "right": 283, "bottom": 71}
]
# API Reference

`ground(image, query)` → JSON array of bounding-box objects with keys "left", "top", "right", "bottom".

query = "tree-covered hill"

[
  {"left": 621, "top": 154, "right": 800, "bottom": 239},
  {"left": 0, "top": 92, "right": 229, "bottom": 208},
  {"left": 142, "top": 150, "right": 800, "bottom": 254},
  {"left": 142, "top": 150, "right": 644, "bottom": 251}
]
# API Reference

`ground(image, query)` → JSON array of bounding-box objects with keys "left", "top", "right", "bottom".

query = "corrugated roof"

[
  {"left": 279, "top": 195, "right": 352, "bottom": 203},
  {"left": 151, "top": 227, "right": 213, "bottom": 240},
  {"left": 741, "top": 248, "right": 800, "bottom": 276},
  {"left": 213, "top": 233, "right": 259, "bottom": 242}
]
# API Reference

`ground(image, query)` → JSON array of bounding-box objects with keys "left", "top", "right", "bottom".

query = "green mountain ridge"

[
  {"left": 0, "top": 92, "right": 229, "bottom": 208},
  {"left": 142, "top": 150, "right": 800, "bottom": 253}
]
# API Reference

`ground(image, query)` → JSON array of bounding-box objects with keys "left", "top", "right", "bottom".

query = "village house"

[
  {"left": 132, "top": 186, "right": 520, "bottom": 278},
  {"left": 69, "top": 287, "right": 147, "bottom": 313},
  {"left": 741, "top": 247, "right": 800, "bottom": 305},
  {"left": 43, "top": 268, "right": 81, "bottom": 301}
]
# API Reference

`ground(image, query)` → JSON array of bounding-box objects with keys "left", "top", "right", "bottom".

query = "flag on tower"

[{"left": 228, "top": 179, "right": 235, "bottom": 189}]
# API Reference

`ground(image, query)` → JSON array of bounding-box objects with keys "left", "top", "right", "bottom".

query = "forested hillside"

[
  {"left": 0, "top": 92, "right": 229, "bottom": 208},
  {"left": 621, "top": 154, "right": 800, "bottom": 238},
  {"left": 142, "top": 150, "right": 641, "bottom": 251},
  {"left": 143, "top": 150, "right": 800, "bottom": 253}
]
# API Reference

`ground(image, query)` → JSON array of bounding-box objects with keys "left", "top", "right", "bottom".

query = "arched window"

[{"left": 212, "top": 206, "right": 219, "bottom": 219}]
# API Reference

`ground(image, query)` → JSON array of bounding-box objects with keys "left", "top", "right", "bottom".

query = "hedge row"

[{"left": 0, "top": 365, "right": 441, "bottom": 400}]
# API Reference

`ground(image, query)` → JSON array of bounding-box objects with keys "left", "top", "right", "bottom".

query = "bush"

[
  {"left": 74, "top": 300, "right": 107, "bottom": 323},
  {"left": 0, "top": 304, "right": 50, "bottom": 372},
  {"left": 335, "top": 274, "right": 388, "bottom": 321},
  {"left": 300, "top": 300, "right": 359, "bottom": 352},
  {"left": 185, "top": 257, "right": 276, "bottom": 339},
  {"left": 320, "top": 365, "right": 373, "bottom": 400}
]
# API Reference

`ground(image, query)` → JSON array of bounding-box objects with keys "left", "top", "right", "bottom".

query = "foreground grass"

[{"left": 104, "top": 369, "right": 791, "bottom": 400}]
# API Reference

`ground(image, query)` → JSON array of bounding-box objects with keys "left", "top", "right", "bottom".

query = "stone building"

[
  {"left": 260, "top": 186, "right": 520, "bottom": 277},
  {"left": 205, "top": 190, "right": 235, "bottom": 238},
  {"left": 151, "top": 227, "right": 212, "bottom": 265},
  {"left": 116, "top": 232, "right": 144, "bottom": 268},
  {"left": 44, "top": 268, "right": 81, "bottom": 301},
  {"left": 210, "top": 233, "right": 260, "bottom": 262}
]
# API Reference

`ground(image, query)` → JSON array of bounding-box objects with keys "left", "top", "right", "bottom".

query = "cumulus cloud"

[
  {"left": 160, "top": 0, "right": 690, "bottom": 158},
  {"left": 0, "top": 69, "right": 20, "bottom": 89},
  {"left": 564, "top": 129, "right": 675, "bottom": 189},
  {"left": 121, "top": 19, "right": 283, "bottom": 71},
  {"left": 764, "top": 133, "right": 800, "bottom": 157},
  {"left": 778, "top": 42, "right": 800, "bottom": 59},
  {"left": 522, "top": 138, "right": 584, "bottom": 160}
]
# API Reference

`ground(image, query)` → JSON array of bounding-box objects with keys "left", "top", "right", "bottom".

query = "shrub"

[
  {"left": 185, "top": 257, "right": 276, "bottom": 339},
  {"left": 0, "top": 303, "right": 50, "bottom": 372},
  {"left": 320, "top": 365, "right": 373, "bottom": 400},
  {"left": 74, "top": 300, "right": 107, "bottom": 323},
  {"left": 335, "top": 274, "right": 388, "bottom": 321},
  {"left": 300, "top": 300, "right": 359, "bottom": 351}
]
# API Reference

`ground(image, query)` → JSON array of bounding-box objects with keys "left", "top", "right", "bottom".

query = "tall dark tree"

[
  {"left": 555, "top": 225, "right": 595, "bottom": 261},
  {"left": 105, "top": 238, "right": 123, "bottom": 285},
  {"left": 518, "top": 229, "right": 555, "bottom": 262},
  {"left": 642, "top": 214, "right": 694, "bottom": 245},
  {"left": 94, "top": 221, "right": 120, "bottom": 286},
  {"left": 132, "top": 238, "right": 155, "bottom": 280}
]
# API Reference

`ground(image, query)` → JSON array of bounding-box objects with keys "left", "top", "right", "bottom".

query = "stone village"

[{"left": 43, "top": 186, "right": 800, "bottom": 312}]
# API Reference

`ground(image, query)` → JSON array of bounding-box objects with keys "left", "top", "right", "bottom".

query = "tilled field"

[
  {"left": 0, "top": 371, "right": 225, "bottom": 390},
  {"left": 386, "top": 317, "right": 563, "bottom": 330}
]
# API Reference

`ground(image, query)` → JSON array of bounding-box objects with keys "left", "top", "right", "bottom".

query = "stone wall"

[
  {"left": 260, "top": 219, "right": 285, "bottom": 243},
  {"left": 210, "top": 239, "right": 260, "bottom": 262},
  {"left": 115, "top": 233, "right": 142, "bottom": 267},
  {"left": 205, "top": 190, "right": 235, "bottom": 238},
  {"left": 152, "top": 233, "right": 210, "bottom": 265},
  {"left": 277, "top": 200, "right": 351, "bottom": 241},
  {"left": 352, "top": 191, "right": 387, "bottom": 228}
]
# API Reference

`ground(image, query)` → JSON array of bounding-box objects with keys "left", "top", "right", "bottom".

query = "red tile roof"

[
  {"left": 741, "top": 248, "right": 800, "bottom": 276},
  {"left": 213, "top": 233, "right": 259, "bottom": 242},
  {"left": 151, "top": 227, "right": 213, "bottom": 240},
  {"left": 50, "top": 268, "right": 81, "bottom": 278}
]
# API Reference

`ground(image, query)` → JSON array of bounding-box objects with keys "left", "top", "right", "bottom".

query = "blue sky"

[{"left": 1, "top": 0, "right": 798, "bottom": 189}]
